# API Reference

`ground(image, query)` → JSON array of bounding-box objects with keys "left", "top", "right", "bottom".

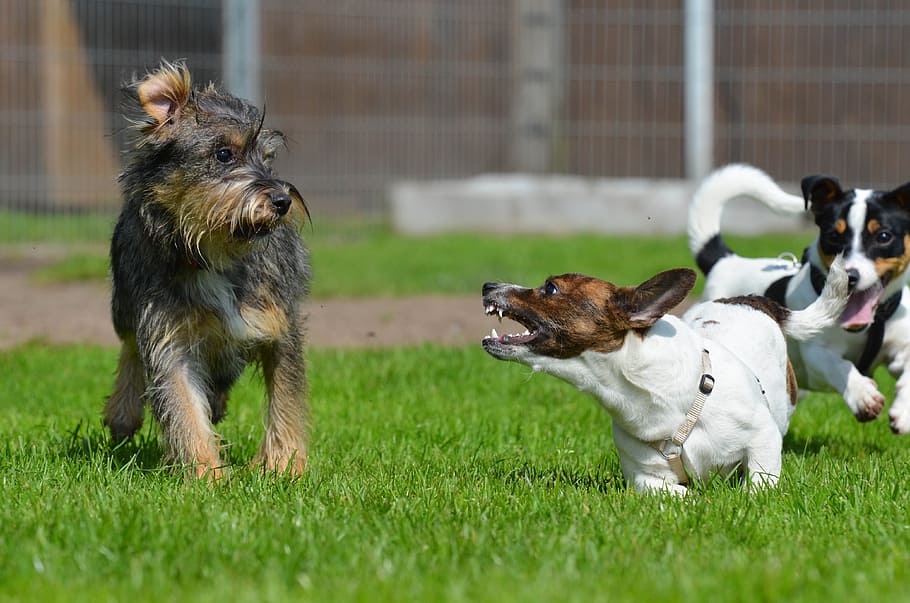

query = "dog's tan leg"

[
  {"left": 255, "top": 335, "right": 309, "bottom": 475},
  {"left": 105, "top": 336, "right": 147, "bottom": 440},
  {"left": 146, "top": 349, "right": 224, "bottom": 481}
]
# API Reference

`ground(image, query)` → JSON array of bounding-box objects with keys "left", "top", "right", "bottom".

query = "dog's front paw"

[
  {"left": 844, "top": 374, "right": 886, "bottom": 422},
  {"left": 889, "top": 409, "right": 910, "bottom": 434},
  {"left": 889, "top": 394, "right": 910, "bottom": 434}
]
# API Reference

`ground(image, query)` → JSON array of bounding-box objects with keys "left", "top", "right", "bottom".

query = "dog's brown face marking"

[
  {"left": 482, "top": 269, "right": 696, "bottom": 360},
  {"left": 874, "top": 234, "right": 910, "bottom": 284},
  {"left": 816, "top": 242, "right": 836, "bottom": 271}
]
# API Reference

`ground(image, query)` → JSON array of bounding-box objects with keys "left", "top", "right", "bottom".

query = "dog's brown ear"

[
  {"left": 625, "top": 268, "right": 696, "bottom": 329},
  {"left": 801, "top": 174, "right": 843, "bottom": 212},
  {"left": 136, "top": 61, "right": 192, "bottom": 127}
]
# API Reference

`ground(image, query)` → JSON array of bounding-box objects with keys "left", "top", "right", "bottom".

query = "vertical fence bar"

[
  {"left": 510, "top": 0, "right": 565, "bottom": 173},
  {"left": 684, "top": 0, "right": 713, "bottom": 181},
  {"left": 223, "top": 0, "right": 261, "bottom": 105}
]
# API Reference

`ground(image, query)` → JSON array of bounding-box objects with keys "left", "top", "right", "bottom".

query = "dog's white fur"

[
  {"left": 484, "top": 262, "right": 848, "bottom": 494},
  {"left": 689, "top": 164, "right": 910, "bottom": 432}
]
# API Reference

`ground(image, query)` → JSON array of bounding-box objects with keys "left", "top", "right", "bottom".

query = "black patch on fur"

[
  {"left": 695, "top": 234, "right": 733, "bottom": 276},
  {"left": 763, "top": 275, "right": 792, "bottom": 306},
  {"left": 715, "top": 294, "right": 791, "bottom": 325}
]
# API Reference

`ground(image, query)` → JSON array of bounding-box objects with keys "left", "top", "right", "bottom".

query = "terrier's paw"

[
  {"left": 889, "top": 397, "right": 910, "bottom": 434},
  {"left": 845, "top": 375, "right": 885, "bottom": 422},
  {"left": 104, "top": 405, "right": 144, "bottom": 442},
  {"left": 254, "top": 448, "right": 307, "bottom": 477}
]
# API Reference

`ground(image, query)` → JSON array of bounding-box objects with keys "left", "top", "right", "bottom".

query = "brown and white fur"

[
  {"left": 481, "top": 260, "right": 848, "bottom": 494},
  {"left": 689, "top": 163, "right": 910, "bottom": 433}
]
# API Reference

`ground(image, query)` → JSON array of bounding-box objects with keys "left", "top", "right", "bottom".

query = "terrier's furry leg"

[
  {"left": 105, "top": 336, "right": 146, "bottom": 440},
  {"left": 255, "top": 331, "right": 309, "bottom": 475},
  {"left": 146, "top": 347, "right": 223, "bottom": 480}
]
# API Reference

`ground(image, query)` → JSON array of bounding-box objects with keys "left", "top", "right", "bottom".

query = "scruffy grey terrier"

[{"left": 106, "top": 61, "right": 311, "bottom": 479}]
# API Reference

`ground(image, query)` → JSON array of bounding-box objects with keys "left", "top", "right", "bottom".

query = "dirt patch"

[{"left": 0, "top": 253, "right": 509, "bottom": 350}]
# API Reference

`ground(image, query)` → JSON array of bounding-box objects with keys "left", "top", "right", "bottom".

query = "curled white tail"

[
  {"left": 688, "top": 164, "right": 806, "bottom": 257},
  {"left": 783, "top": 256, "right": 849, "bottom": 340}
]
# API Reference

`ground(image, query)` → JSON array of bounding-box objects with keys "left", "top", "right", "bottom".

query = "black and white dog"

[{"left": 688, "top": 163, "right": 910, "bottom": 434}]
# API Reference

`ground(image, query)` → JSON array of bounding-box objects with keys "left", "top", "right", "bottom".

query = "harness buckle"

[
  {"left": 699, "top": 373, "right": 715, "bottom": 394},
  {"left": 654, "top": 439, "right": 688, "bottom": 485}
]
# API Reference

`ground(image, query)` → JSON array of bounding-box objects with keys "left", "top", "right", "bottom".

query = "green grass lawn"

[
  {"left": 11, "top": 211, "right": 816, "bottom": 299},
  {"left": 2, "top": 343, "right": 909, "bottom": 602}
]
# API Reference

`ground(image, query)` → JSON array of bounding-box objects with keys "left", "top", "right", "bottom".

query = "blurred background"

[{"left": 3, "top": 0, "right": 910, "bottom": 239}]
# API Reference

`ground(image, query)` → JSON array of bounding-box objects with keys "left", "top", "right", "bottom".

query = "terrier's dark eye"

[
  {"left": 543, "top": 281, "right": 559, "bottom": 296},
  {"left": 214, "top": 147, "right": 234, "bottom": 164},
  {"left": 875, "top": 230, "right": 894, "bottom": 245}
]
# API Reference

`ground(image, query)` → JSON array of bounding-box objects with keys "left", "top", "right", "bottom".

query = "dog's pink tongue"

[{"left": 840, "top": 286, "right": 884, "bottom": 329}]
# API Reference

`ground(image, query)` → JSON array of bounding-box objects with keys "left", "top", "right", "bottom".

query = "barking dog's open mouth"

[
  {"left": 840, "top": 283, "right": 885, "bottom": 331},
  {"left": 483, "top": 302, "right": 539, "bottom": 345},
  {"left": 481, "top": 298, "right": 545, "bottom": 358}
]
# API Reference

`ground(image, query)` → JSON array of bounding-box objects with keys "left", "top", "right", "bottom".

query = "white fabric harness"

[{"left": 648, "top": 349, "right": 714, "bottom": 485}]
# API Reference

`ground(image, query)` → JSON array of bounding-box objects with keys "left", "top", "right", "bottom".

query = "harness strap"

[
  {"left": 856, "top": 289, "right": 903, "bottom": 376},
  {"left": 649, "top": 349, "right": 714, "bottom": 485}
]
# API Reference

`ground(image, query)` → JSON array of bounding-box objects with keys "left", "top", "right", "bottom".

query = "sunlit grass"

[{"left": 2, "top": 343, "right": 908, "bottom": 602}]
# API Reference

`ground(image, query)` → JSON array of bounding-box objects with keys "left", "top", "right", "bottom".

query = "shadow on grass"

[
  {"left": 64, "top": 419, "right": 165, "bottom": 473},
  {"left": 61, "top": 420, "right": 298, "bottom": 484},
  {"left": 486, "top": 457, "right": 625, "bottom": 494},
  {"left": 783, "top": 428, "right": 889, "bottom": 458}
]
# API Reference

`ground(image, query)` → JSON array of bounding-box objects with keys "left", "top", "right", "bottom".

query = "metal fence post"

[
  {"left": 223, "top": 0, "right": 261, "bottom": 105},
  {"left": 510, "top": 0, "right": 565, "bottom": 173},
  {"left": 684, "top": 0, "right": 714, "bottom": 181}
]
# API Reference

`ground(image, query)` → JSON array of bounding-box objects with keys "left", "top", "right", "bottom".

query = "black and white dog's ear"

[
  {"left": 625, "top": 268, "right": 697, "bottom": 329},
  {"left": 801, "top": 174, "right": 843, "bottom": 211},
  {"left": 886, "top": 181, "right": 910, "bottom": 212}
]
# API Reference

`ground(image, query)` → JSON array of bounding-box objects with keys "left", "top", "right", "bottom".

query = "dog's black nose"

[
  {"left": 269, "top": 192, "right": 292, "bottom": 216},
  {"left": 483, "top": 282, "right": 499, "bottom": 295},
  {"left": 846, "top": 268, "right": 860, "bottom": 291}
]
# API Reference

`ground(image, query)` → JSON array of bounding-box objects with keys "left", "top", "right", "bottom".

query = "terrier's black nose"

[
  {"left": 270, "top": 192, "right": 292, "bottom": 216},
  {"left": 482, "top": 282, "right": 499, "bottom": 295},
  {"left": 846, "top": 268, "right": 860, "bottom": 291}
]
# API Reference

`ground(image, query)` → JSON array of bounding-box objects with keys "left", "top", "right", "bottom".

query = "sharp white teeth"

[
  {"left": 523, "top": 329, "right": 530, "bottom": 335},
  {"left": 491, "top": 328, "right": 499, "bottom": 338},
  {"left": 498, "top": 309, "right": 504, "bottom": 318}
]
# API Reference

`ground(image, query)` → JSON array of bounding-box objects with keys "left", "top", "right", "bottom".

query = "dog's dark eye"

[
  {"left": 543, "top": 281, "right": 559, "bottom": 296},
  {"left": 875, "top": 230, "right": 894, "bottom": 245},
  {"left": 214, "top": 147, "right": 234, "bottom": 164}
]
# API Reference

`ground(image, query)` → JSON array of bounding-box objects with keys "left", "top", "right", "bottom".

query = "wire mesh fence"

[{"left": 2, "top": 0, "right": 910, "bottom": 241}]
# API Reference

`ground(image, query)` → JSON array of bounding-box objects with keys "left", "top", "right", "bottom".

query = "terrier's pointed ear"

[
  {"left": 625, "top": 269, "right": 696, "bottom": 329},
  {"left": 886, "top": 181, "right": 910, "bottom": 212},
  {"left": 801, "top": 174, "right": 843, "bottom": 212},
  {"left": 136, "top": 61, "right": 192, "bottom": 126}
]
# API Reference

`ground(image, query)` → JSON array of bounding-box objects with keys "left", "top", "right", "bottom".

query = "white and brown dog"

[
  {"left": 481, "top": 262, "right": 847, "bottom": 494},
  {"left": 689, "top": 164, "right": 910, "bottom": 433}
]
